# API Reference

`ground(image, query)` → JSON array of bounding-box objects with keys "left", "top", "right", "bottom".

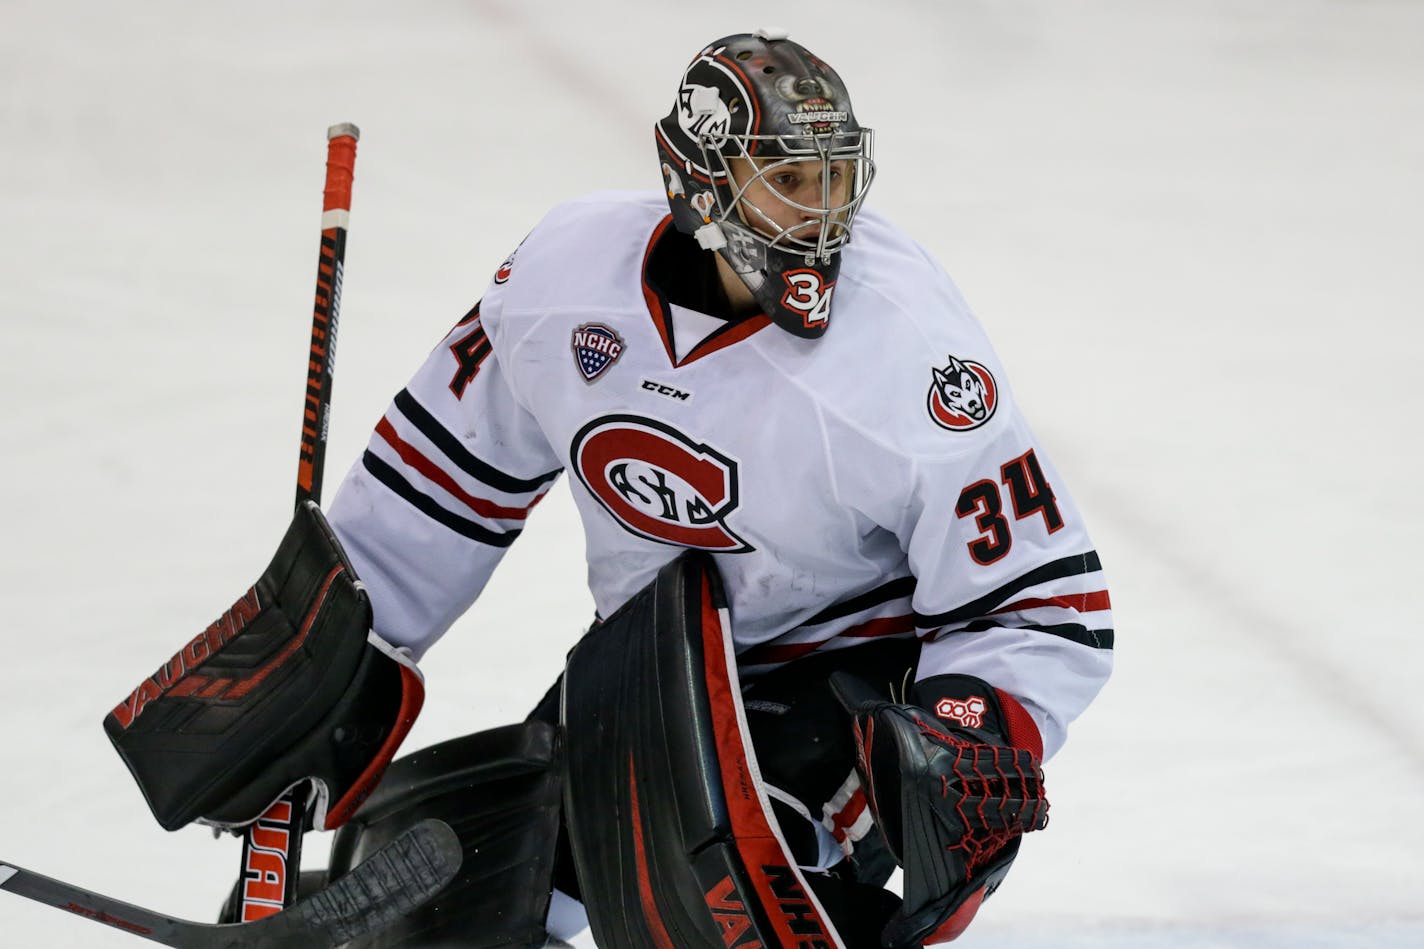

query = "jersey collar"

[{"left": 641, "top": 215, "right": 771, "bottom": 367}]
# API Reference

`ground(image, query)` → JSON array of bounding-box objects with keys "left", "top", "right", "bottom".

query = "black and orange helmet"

[{"left": 655, "top": 29, "right": 876, "bottom": 338}]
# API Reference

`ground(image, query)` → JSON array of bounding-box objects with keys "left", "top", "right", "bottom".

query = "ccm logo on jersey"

[
  {"left": 571, "top": 415, "right": 753, "bottom": 552},
  {"left": 927, "top": 354, "right": 998, "bottom": 431},
  {"left": 936, "top": 695, "right": 988, "bottom": 729},
  {"left": 641, "top": 379, "right": 691, "bottom": 402}
]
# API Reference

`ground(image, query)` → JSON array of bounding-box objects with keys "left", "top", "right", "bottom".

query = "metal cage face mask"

[{"left": 700, "top": 128, "right": 876, "bottom": 266}]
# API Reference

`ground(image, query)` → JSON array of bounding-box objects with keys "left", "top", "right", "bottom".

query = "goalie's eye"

[{"left": 769, "top": 171, "right": 802, "bottom": 193}]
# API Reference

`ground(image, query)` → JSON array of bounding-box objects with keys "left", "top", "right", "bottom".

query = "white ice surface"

[{"left": 2, "top": 1, "right": 1422, "bottom": 946}]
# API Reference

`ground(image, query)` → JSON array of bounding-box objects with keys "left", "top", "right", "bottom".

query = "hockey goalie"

[{"left": 103, "top": 28, "right": 1112, "bottom": 949}]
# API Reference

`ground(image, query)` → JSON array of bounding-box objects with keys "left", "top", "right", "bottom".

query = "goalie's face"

[{"left": 728, "top": 155, "right": 855, "bottom": 249}]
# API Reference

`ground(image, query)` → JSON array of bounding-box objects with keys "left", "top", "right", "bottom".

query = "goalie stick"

[
  {"left": 236, "top": 121, "right": 362, "bottom": 922},
  {"left": 0, "top": 818, "right": 460, "bottom": 949},
  {"left": 296, "top": 121, "right": 359, "bottom": 510}
]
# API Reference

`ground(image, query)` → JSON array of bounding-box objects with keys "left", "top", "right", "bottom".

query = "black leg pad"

[{"left": 562, "top": 551, "right": 847, "bottom": 948}]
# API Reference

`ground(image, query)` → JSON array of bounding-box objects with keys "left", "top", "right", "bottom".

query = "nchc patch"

[
  {"left": 928, "top": 354, "right": 998, "bottom": 431},
  {"left": 571, "top": 323, "right": 626, "bottom": 383}
]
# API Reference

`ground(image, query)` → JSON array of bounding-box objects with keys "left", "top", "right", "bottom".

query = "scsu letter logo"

[{"left": 571, "top": 415, "right": 753, "bottom": 552}]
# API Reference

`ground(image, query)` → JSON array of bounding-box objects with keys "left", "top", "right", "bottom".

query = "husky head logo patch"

[
  {"left": 571, "top": 323, "right": 625, "bottom": 383},
  {"left": 494, "top": 244, "right": 519, "bottom": 284},
  {"left": 928, "top": 355, "right": 997, "bottom": 431}
]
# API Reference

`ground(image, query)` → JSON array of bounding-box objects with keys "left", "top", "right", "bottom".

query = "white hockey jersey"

[{"left": 326, "top": 191, "right": 1113, "bottom": 759}]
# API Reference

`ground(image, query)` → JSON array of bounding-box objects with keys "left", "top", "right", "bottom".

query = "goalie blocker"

[{"left": 103, "top": 501, "right": 424, "bottom": 833}]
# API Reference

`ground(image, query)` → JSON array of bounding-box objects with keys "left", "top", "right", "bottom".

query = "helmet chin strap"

[{"left": 694, "top": 221, "right": 727, "bottom": 251}]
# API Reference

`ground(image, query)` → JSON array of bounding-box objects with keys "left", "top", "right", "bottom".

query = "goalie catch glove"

[{"left": 831, "top": 671, "right": 1049, "bottom": 948}]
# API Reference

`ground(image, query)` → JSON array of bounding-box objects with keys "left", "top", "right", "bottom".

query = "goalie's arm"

[
  {"left": 830, "top": 383, "right": 1112, "bottom": 944},
  {"left": 325, "top": 295, "right": 563, "bottom": 661},
  {"left": 900, "top": 406, "right": 1114, "bottom": 760}
]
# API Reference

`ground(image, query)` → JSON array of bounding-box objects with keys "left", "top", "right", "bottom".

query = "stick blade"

[
  {"left": 278, "top": 817, "right": 461, "bottom": 946},
  {"left": 0, "top": 819, "right": 462, "bottom": 948}
]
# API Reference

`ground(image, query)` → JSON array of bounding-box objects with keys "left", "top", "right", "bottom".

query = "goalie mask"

[{"left": 655, "top": 29, "right": 876, "bottom": 338}]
